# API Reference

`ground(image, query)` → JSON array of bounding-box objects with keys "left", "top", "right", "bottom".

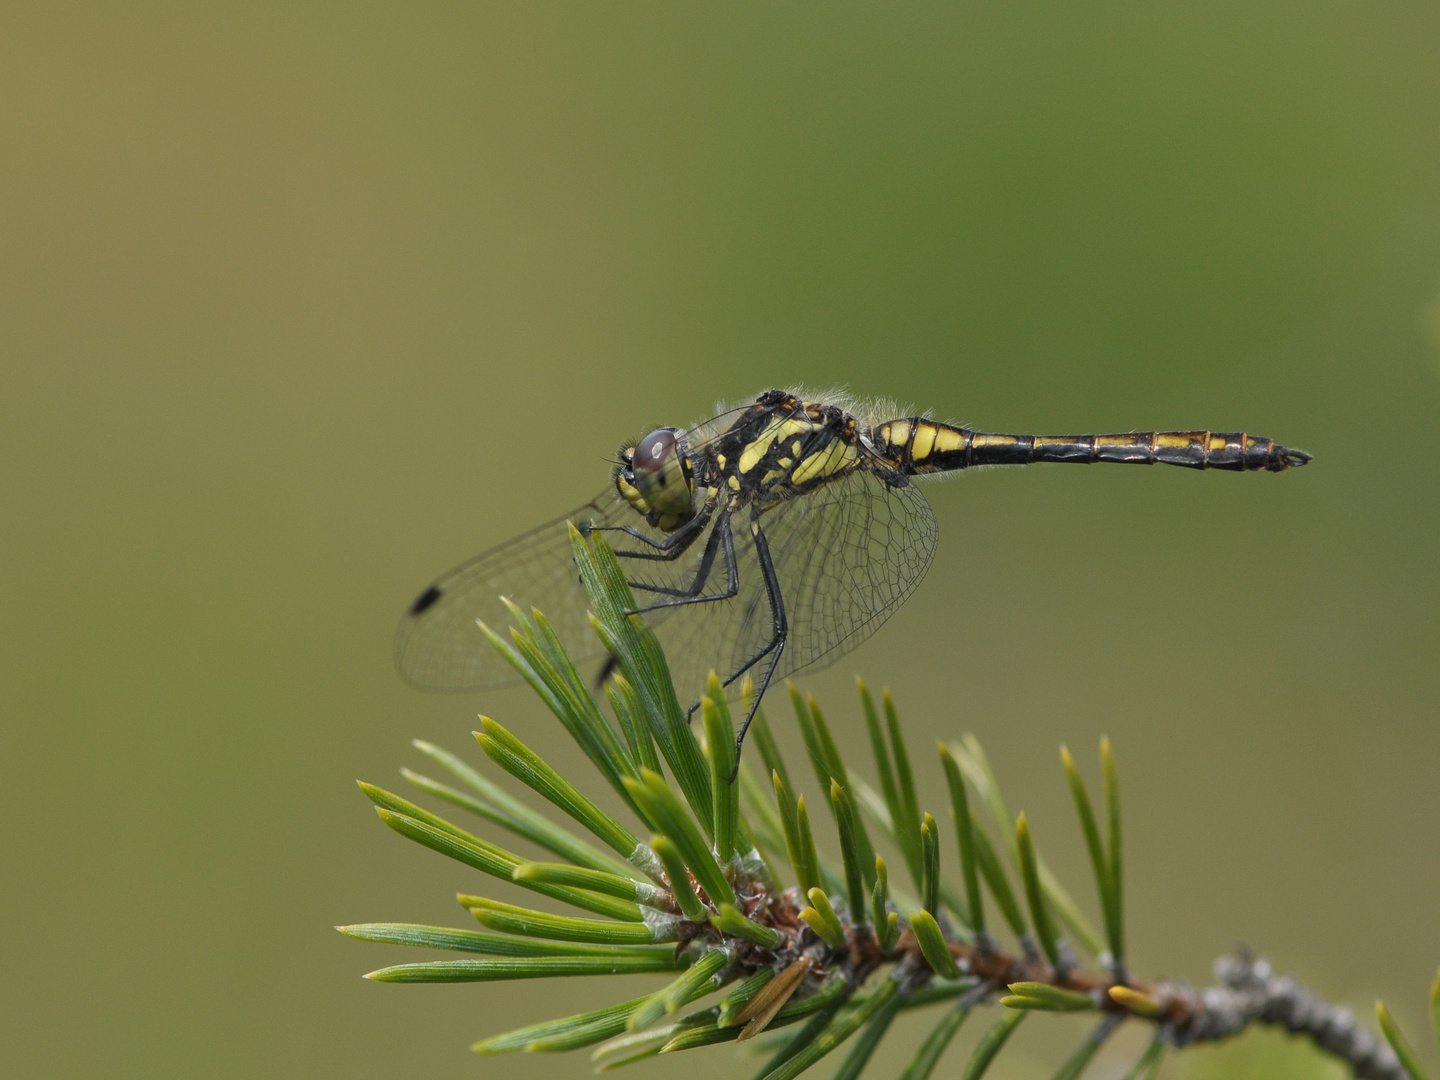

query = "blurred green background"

[{"left": 2, "top": 4, "right": 1437, "bottom": 1078}]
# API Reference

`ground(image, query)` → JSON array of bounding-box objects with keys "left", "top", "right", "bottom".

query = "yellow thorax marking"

[
  {"left": 791, "top": 439, "right": 858, "bottom": 485},
  {"left": 738, "top": 416, "right": 820, "bottom": 474}
]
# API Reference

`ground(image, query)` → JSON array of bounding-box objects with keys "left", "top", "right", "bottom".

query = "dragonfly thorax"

[{"left": 614, "top": 427, "right": 696, "bottom": 532}]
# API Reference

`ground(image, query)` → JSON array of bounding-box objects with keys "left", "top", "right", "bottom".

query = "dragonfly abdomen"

[{"left": 872, "top": 419, "right": 1311, "bottom": 474}]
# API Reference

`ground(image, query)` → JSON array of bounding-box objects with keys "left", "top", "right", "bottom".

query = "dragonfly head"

[{"left": 615, "top": 427, "right": 695, "bottom": 531}]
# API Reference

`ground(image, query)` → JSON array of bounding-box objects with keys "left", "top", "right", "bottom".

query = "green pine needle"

[
  {"left": 796, "top": 796, "right": 825, "bottom": 898},
  {"left": 910, "top": 910, "right": 960, "bottom": 980},
  {"left": 749, "top": 704, "right": 791, "bottom": 793},
  {"left": 1000, "top": 982, "right": 1096, "bottom": 1012},
  {"left": 406, "top": 739, "right": 635, "bottom": 876},
  {"left": 939, "top": 743, "right": 984, "bottom": 939},
  {"left": 1059, "top": 745, "right": 1121, "bottom": 973},
  {"left": 466, "top": 895, "right": 669, "bottom": 945},
  {"left": 774, "top": 769, "right": 820, "bottom": 894},
  {"left": 713, "top": 902, "right": 787, "bottom": 949},
  {"left": 339, "top": 922, "right": 672, "bottom": 960},
  {"left": 832, "top": 986, "right": 905, "bottom": 1080},
  {"left": 883, "top": 689, "right": 924, "bottom": 894},
  {"left": 371, "top": 803, "right": 641, "bottom": 920},
  {"left": 1432, "top": 967, "right": 1440, "bottom": 1054},
  {"left": 475, "top": 716, "right": 642, "bottom": 861},
  {"left": 859, "top": 677, "right": 919, "bottom": 882},
  {"left": 958, "top": 1009, "right": 1027, "bottom": 1080},
  {"left": 511, "top": 861, "right": 669, "bottom": 906},
  {"left": 1048, "top": 1016, "right": 1121, "bottom": 1080},
  {"left": 1016, "top": 813, "right": 1062, "bottom": 970},
  {"left": 1377, "top": 1000, "right": 1431, "bottom": 1080},
  {"left": 756, "top": 978, "right": 900, "bottom": 1080},
  {"left": 920, "top": 812, "right": 941, "bottom": 916},
  {"left": 365, "top": 953, "right": 680, "bottom": 982},
  {"left": 1100, "top": 737, "right": 1125, "bottom": 976},
  {"left": 701, "top": 679, "right": 741, "bottom": 861},
  {"left": 650, "top": 833, "right": 706, "bottom": 921},
  {"left": 1118, "top": 1037, "right": 1165, "bottom": 1080},
  {"left": 871, "top": 856, "right": 899, "bottom": 951},
  {"left": 801, "top": 887, "right": 849, "bottom": 951},
  {"left": 830, "top": 780, "right": 868, "bottom": 924},
  {"left": 896, "top": 995, "right": 976, "bottom": 1080},
  {"left": 473, "top": 993, "right": 654, "bottom": 1054},
  {"left": 628, "top": 946, "right": 732, "bottom": 1031},
  {"left": 606, "top": 673, "right": 662, "bottom": 775}
]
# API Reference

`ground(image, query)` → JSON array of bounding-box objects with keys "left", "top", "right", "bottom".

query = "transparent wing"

[
  {"left": 639, "top": 465, "right": 938, "bottom": 706},
  {"left": 397, "top": 423, "right": 938, "bottom": 704},
  {"left": 394, "top": 490, "right": 631, "bottom": 691},
  {"left": 394, "top": 404, "right": 757, "bottom": 693}
]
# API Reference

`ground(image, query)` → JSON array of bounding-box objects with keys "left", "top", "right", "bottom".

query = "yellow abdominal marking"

[
  {"left": 972, "top": 433, "right": 1018, "bottom": 448},
  {"left": 910, "top": 423, "right": 937, "bottom": 460},
  {"left": 1155, "top": 434, "right": 1193, "bottom": 449},
  {"left": 1209, "top": 435, "right": 1229, "bottom": 451},
  {"left": 931, "top": 425, "right": 964, "bottom": 455}
]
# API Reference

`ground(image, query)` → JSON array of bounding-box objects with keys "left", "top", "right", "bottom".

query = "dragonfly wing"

[
  {"left": 645, "top": 465, "right": 938, "bottom": 706},
  {"left": 394, "top": 490, "right": 632, "bottom": 691}
]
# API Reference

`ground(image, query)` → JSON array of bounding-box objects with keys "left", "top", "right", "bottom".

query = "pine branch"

[{"left": 345, "top": 526, "right": 1435, "bottom": 1080}]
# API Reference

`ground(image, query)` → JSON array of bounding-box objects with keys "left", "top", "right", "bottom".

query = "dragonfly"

[{"left": 395, "top": 389, "right": 1310, "bottom": 754}]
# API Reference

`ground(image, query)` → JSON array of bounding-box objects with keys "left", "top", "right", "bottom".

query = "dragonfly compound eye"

[{"left": 624, "top": 427, "right": 692, "bottom": 522}]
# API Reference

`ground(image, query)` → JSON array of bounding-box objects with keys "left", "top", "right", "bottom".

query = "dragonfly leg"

[
  {"left": 627, "top": 513, "right": 739, "bottom": 613},
  {"left": 721, "top": 512, "right": 789, "bottom": 779},
  {"left": 592, "top": 503, "right": 714, "bottom": 562}
]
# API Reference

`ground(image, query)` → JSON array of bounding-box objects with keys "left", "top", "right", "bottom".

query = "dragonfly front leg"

[
  {"left": 592, "top": 500, "right": 715, "bottom": 563},
  {"left": 627, "top": 513, "right": 738, "bottom": 615}
]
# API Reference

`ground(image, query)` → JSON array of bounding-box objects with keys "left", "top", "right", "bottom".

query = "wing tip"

[{"left": 406, "top": 584, "right": 444, "bottom": 616}]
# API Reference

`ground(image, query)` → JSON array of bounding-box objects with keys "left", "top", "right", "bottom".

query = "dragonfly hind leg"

[{"left": 713, "top": 512, "right": 790, "bottom": 779}]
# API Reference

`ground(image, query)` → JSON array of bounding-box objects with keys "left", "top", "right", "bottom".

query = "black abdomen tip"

[
  {"left": 1276, "top": 446, "right": 1312, "bottom": 470},
  {"left": 408, "top": 585, "right": 443, "bottom": 616}
]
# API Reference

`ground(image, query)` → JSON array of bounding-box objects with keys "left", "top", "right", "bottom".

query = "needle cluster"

[{"left": 342, "top": 528, "right": 1437, "bottom": 1080}]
